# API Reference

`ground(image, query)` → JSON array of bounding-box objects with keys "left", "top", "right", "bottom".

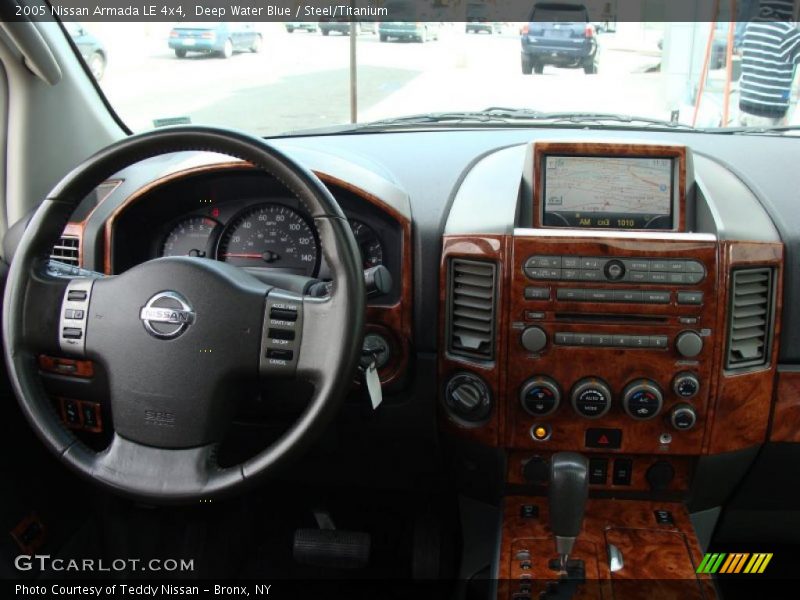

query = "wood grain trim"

[
  {"left": 38, "top": 355, "right": 95, "bottom": 378},
  {"left": 531, "top": 142, "right": 687, "bottom": 232},
  {"left": 99, "top": 162, "right": 412, "bottom": 384},
  {"left": 769, "top": 370, "right": 800, "bottom": 443},
  {"left": 704, "top": 241, "right": 783, "bottom": 454},
  {"left": 498, "top": 497, "right": 714, "bottom": 599}
]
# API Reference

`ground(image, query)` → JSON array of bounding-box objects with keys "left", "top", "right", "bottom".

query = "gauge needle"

[{"left": 222, "top": 251, "right": 280, "bottom": 262}]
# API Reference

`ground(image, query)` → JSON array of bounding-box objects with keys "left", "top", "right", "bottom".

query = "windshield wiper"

[{"left": 712, "top": 124, "right": 800, "bottom": 136}]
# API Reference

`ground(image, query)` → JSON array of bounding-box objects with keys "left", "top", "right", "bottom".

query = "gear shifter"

[{"left": 548, "top": 452, "right": 589, "bottom": 574}]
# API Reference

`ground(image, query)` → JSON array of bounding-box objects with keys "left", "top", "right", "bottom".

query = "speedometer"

[{"left": 216, "top": 204, "right": 320, "bottom": 276}]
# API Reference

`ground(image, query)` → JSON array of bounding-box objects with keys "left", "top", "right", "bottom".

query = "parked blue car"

[{"left": 168, "top": 23, "right": 262, "bottom": 59}]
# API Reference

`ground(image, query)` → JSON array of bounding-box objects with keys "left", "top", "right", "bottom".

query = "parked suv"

[{"left": 520, "top": 2, "right": 598, "bottom": 74}]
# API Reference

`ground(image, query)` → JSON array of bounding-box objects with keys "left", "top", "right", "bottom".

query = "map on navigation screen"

[{"left": 543, "top": 156, "right": 674, "bottom": 229}]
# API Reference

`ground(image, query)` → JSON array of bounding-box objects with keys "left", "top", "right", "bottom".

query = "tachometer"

[
  {"left": 161, "top": 216, "right": 221, "bottom": 258},
  {"left": 217, "top": 204, "right": 320, "bottom": 276},
  {"left": 349, "top": 218, "right": 384, "bottom": 269}
]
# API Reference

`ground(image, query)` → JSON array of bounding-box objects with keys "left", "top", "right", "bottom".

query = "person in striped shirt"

[{"left": 738, "top": 0, "right": 800, "bottom": 127}]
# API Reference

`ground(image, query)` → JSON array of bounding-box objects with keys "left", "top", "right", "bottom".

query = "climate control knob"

[
  {"left": 520, "top": 376, "right": 561, "bottom": 417},
  {"left": 675, "top": 331, "right": 703, "bottom": 358},
  {"left": 570, "top": 378, "right": 612, "bottom": 419},
  {"left": 670, "top": 403, "right": 698, "bottom": 431},
  {"left": 673, "top": 372, "right": 700, "bottom": 398},
  {"left": 622, "top": 379, "right": 663, "bottom": 420}
]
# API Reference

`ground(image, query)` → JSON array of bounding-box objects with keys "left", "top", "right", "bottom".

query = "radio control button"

[
  {"left": 628, "top": 271, "right": 648, "bottom": 282},
  {"left": 613, "top": 335, "right": 633, "bottom": 347},
  {"left": 631, "top": 335, "right": 650, "bottom": 348},
  {"left": 557, "top": 288, "right": 585, "bottom": 301},
  {"left": 650, "top": 260, "right": 670, "bottom": 271},
  {"left": 676, "top": 331, "right": 703, "bottom": 358},
  {"left": 562, "top": 256, "right": 581, "bottom": 269},
  {"left": 521, "top": 326, "right": 548, "bottom": 353},
  {"left": 685, "top": 261, "right": 705, "bottom": 273},
  {"left": 668, "top": 273, "right": 686, "bottom": 284},
  {"left": 624, "top": 259, "right": 649, "bottom": 271},
  {"left": 526, "top": 256, "right": 562, "bottom": 269},
  {"left": 614, "top": 290, "right": 642, "bottom": 303},
  {"left": 685, "top": 272, "right": 705, "bottom": 284},
  {"left": 667, "top": 261, "right": 686, "bottom": 272},
  {"left": 524, "top": 286, "right": 551, "bottom": 300},
  {"left": 580, "top": 270, "right": 602, "bottom": 281},
  {"left": 604, "top": 259, "right": 626, "bottom": 281},
  {"left": 554, "top": 332, "right": 574, "bottom": 345},
  {"left": 677, "top": 291, "right": 703, "bottom": 305},
  {"left": 581, "top": 257, "right": 602, "bottom": 269},
  {"left": 592, "top": 334, "right": 613, "bottom": 346},
  {"left": 587, "top": 290, "right": 613, "bottom": 302},
  {"left": 650, "top": 335, "right": 669, "bottom": 349},
  {"left": 561, "top": 269, "right": 581, "bottom": 280},
  {"left": 643, "top": 291, "right": 670, "bottom": 304},
  {"left": 648, "top": 271, "right": 669, "bottom": 283}
]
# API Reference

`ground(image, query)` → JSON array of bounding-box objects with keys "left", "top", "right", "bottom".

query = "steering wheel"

[{"left": 2, "top": 127, "right": 365, "bottom": 503}]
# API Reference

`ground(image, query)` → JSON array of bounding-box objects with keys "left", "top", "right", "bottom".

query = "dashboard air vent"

[
  {"left": 725, "top": 267, "right": 775, "bottom": 370},
  {"left": 447, "top": 258, "right": 497, "bottom": 361},
  {"left": 51, "top": 235, "right": 80, "bottom": 266}
]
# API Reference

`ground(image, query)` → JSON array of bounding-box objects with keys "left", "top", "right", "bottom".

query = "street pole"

[{"left": 350, "top": 0, "right": 357, "bottom": 123}]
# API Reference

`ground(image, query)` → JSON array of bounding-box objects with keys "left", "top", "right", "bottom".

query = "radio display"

[{"left": 542, "top": 155, "right": 675, "bottom": 230}]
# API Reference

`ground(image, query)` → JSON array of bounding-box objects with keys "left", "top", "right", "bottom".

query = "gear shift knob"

[{"left": 549, "top": 452, "right": 589, "bottom": 571}]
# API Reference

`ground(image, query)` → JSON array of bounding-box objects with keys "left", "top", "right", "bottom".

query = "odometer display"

[{"left": 216, "top": 204, "right": 319, "bottom": 276}]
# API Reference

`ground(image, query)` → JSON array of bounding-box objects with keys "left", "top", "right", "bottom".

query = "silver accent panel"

[
  {"left": 608, "top": 543, "right": 624, "bottom": 572},
  {"left": 260, "top": 289, "right": 304, "bottom": 377}
]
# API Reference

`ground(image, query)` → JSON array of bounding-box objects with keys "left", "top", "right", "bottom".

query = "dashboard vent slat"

[
  {"left": 50, "top": 235, "right": 80, "bottom": 266},
  {"left": 447, "top": 258, "right": 497, "bottom": 361},
  {"left": 725, "top": 267, "right": 775, "bottom": 370}
]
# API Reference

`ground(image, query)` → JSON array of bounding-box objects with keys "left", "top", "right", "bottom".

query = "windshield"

[{"left": 66, "top": 7, "right": 800, "bottom": 135}]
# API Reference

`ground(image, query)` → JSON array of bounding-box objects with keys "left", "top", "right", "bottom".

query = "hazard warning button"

[{"left": 585, "top": 428, "right": 622, "bottom": 449}]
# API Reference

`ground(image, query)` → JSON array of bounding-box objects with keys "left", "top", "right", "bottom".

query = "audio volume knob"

[
  {"left": 622, "top": 379, "right": 663, "bottom": 420},
  {"left": 445, "top": 372, "right": 492, "bottom": 425},
  {"left": 673, "top": 372, "right": 700, "bottom": 398},
  {"left": 604, "top": 259, "right": 626, "bottom": 281},
  {"left": 670, "top": 403, "right": 697, "bottom": 431},
  {"left": 521, "top": 326, "right": 548, "bottom": 353},
  {"left": 570, "top": 378, "right": 612, "bottom": 419},
  {"left": 675, "top": 331, "right": 703, "bottom": 358},
  {"left": 520, "top": 376, "right": 561, "bottom": 417}
]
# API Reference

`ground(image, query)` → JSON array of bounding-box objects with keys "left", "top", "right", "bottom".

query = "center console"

[{"left": 438, "top": 139, "right": 784, "bottom": 596}]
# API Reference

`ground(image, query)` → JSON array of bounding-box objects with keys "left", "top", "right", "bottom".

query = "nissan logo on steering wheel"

[{"left": 139, "top": 291, "right": 196, "bottom": 339}]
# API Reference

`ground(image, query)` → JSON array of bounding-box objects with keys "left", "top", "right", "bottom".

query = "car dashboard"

[{"left": 33, "top": 126, "right": 800, "bottom": 593}]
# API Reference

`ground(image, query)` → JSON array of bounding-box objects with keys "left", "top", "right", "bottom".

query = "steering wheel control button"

[
  {"left": 444, "top": 372, "right": 492, "bottom": 425},
  {"left": 571, "top": 378, "right": 612, "bottom": 419},
  {"left": 261, "top": 290, "right": 304, "bottom": 377},
  {"left": 670, "top": 404, "right": 698, "bottom": 431},
  {"left": 673, "top": 372, "right": 700, "bottom": 398},
  {"left": 59, "top": 278, "right": 96, "bottom": 356},
  {"left": 530, "top": 424, "right": 552, "bottom": 442},
  {"left": 622, "top": 380, "right": 663, "bottom": 420},
  {"left": 520, "top": 377, "right": 561, "bottom": 417},
  {"left": 675, "top": 331, "right": 703, "bottom": 358},
  {"left": 139, "top": 291, "right": 195, "bottom": 339},
  {"left": 585, "top": 428, "right": 622, "bottom": 449},
  {"left": 269, "top": 306, "right": 298, "bottom": 322},
  {"left": 520, "top": 326, "right": 548, "bottom": 353}
]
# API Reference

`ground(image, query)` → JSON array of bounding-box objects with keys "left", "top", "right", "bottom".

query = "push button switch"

[
  {"left": 612, "top": 458, "right": 633, "bottom": 485},
  {"left": 589, "top": 458, "right": 608, "bottom": 484},
  {"left": 585, "top": 428, "right": 622, "bottom": 449}
]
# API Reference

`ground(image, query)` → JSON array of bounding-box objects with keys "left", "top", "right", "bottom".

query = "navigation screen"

[{"left": 542, "top": 156, "right": 674, "bottom": 229}]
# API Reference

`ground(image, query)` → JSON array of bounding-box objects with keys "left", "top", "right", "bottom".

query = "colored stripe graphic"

[{"left": 698, "top": 552, "right": 773, "bottom": 574}]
